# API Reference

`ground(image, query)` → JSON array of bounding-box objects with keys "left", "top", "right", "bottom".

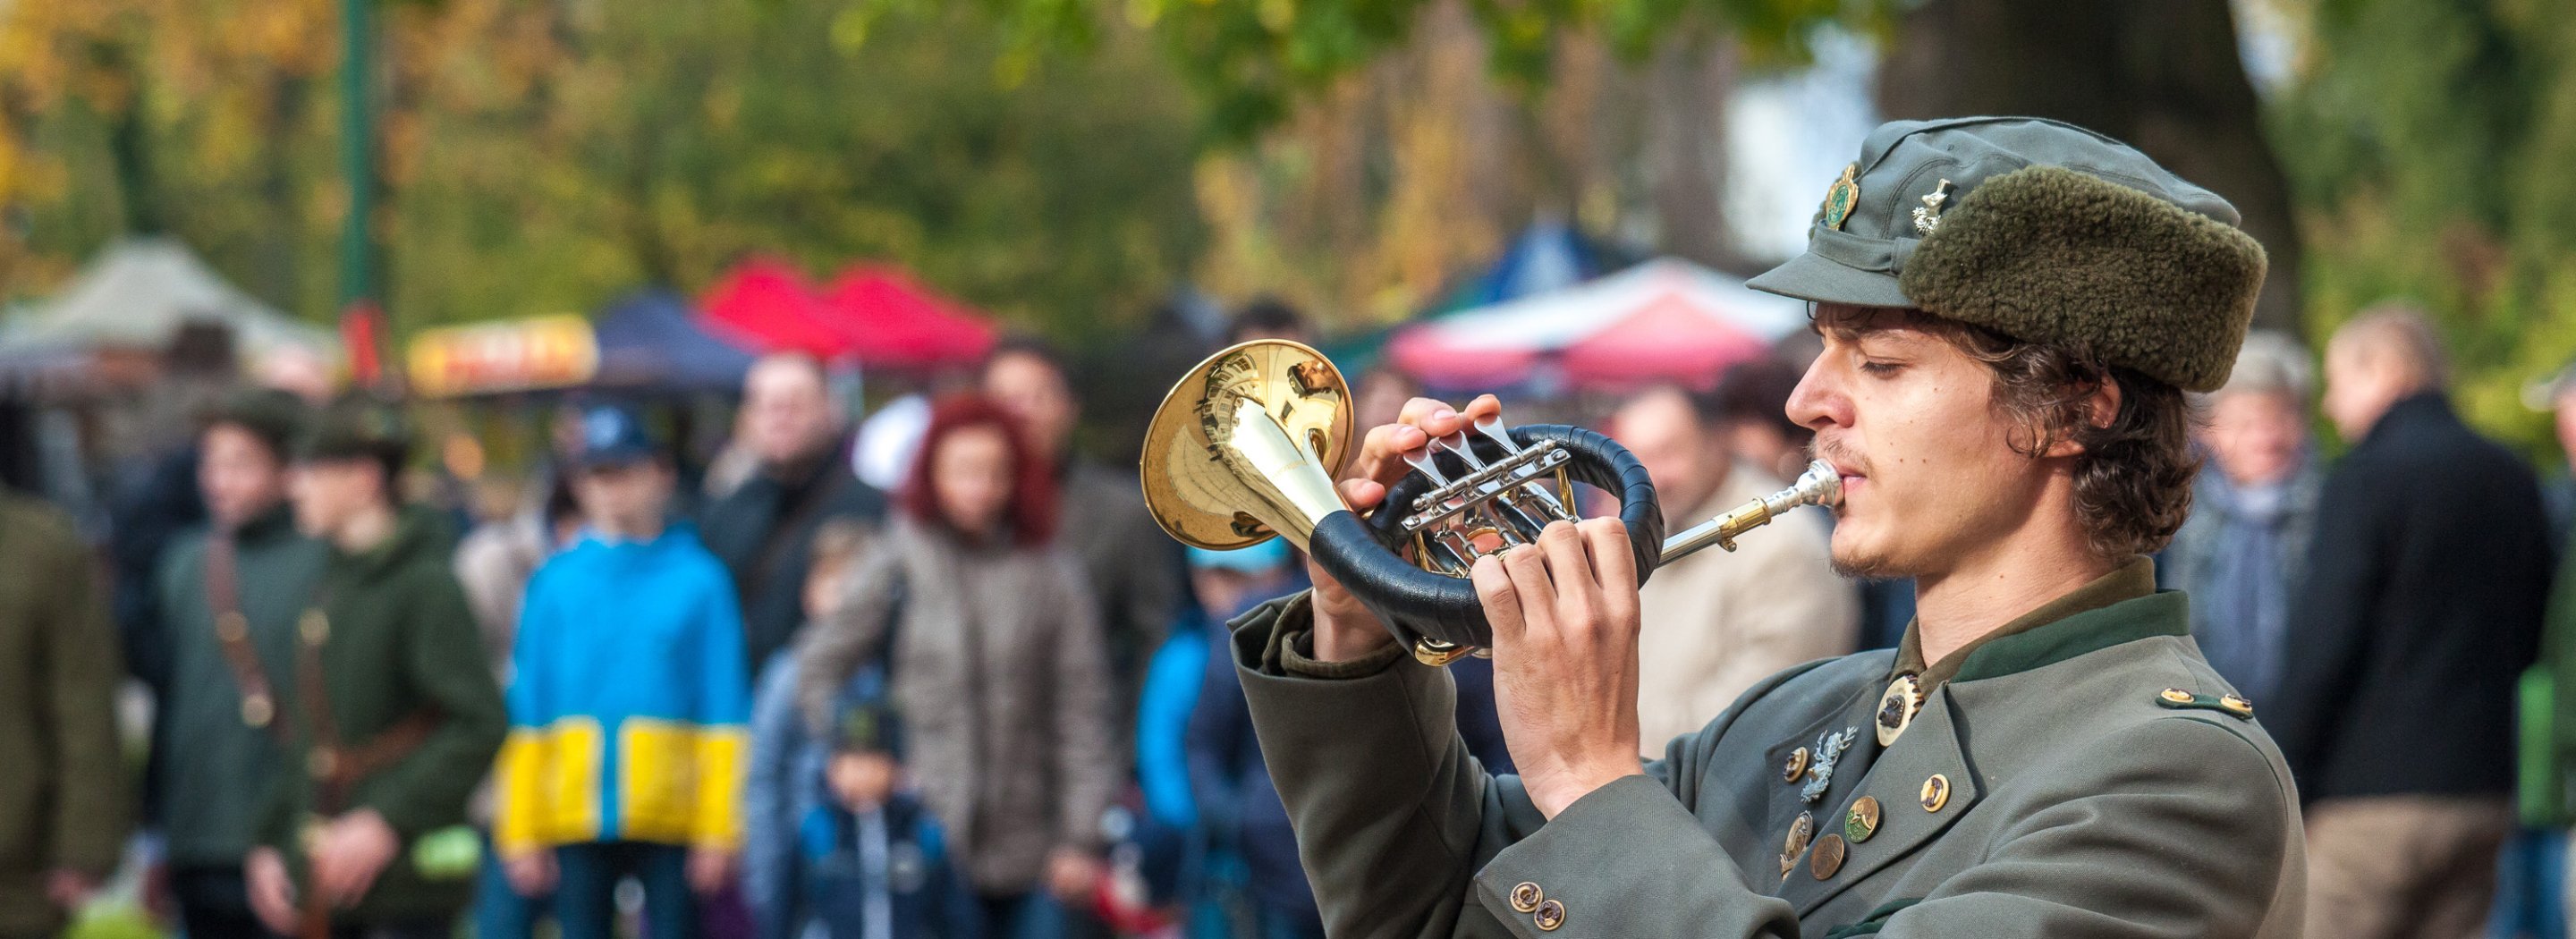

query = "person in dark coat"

[
  {"left": 702, "top": 353, "right": 887, "bottom": 671},
  {"left": 2269, "top": 304, "right": 2555, "bottom": 939},
  {"left": 244, "top": 399, "right": 509, "bottom": 937},
  {"left": 152, "top": 390, "right": 327, "bottom": 939}
]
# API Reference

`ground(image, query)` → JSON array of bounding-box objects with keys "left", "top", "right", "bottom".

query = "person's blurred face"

[
  {"left": 1787, "top": 306, "right": 2060, "bottom": 579},
  {"left": 2556, "top": 387, "right": 2576, "bottom": 467},
  {"left": 287, "top": 459, "right": 384, "bottom": 537},
  {"left": 199, "top": 424, "right": 289, "bottom": 528},
  {"left": 1613, "top": 387, "right": 1723, "bottom": 522},
  {"left": 931, "top": 425, "right": 1015, "bottom": 536},
  {"left": 742, "top": 360, "right": 838, "bottom": 467},
  {"left": 981, "top": 352, "right": 1076, "bottom": 464},
  {"left": 1726, "top": 421, "right": 1804, "bottom": 486},
  {"left": 2202, "top": 390, "right": 2307, "bottom": 487},
  {"left": 1191, "top": 567, "right": 1258, "bottom": 619},
  {"left": 826, "top": 751, "right": 900, "bottom": 811},
  {"left": 572, "top": 461, "right": 674, "bottom": 537},
  {"left": 2321, "top": 335, "right": 2405, "bottom": 442}
]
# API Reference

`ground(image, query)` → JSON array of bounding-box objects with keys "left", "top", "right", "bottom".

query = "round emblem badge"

[{"left": 1876, "top": 673, "right": 1923, "bottom": 747}]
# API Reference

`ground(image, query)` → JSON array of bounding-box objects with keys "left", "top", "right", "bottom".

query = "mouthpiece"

[{"left": 1657, "top": 460, "right": 1843, "bottom": 564}]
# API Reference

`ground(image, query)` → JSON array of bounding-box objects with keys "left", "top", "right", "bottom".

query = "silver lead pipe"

[{"left": 1659, "top": 459, "right": 1843, "bottom": 564}]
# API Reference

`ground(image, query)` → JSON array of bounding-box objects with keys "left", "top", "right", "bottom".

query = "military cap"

[
  {"left": 1747, "top": 116, "right": 2267, "bottom": 393},
  {"left": 206, "top": 387, "right": 309, "bottom": 460},
  {"left": 297, "top": 395, "right": 412, "bottom": 467}
]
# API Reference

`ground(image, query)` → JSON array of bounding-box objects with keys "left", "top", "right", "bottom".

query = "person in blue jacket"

[
  {"left": 491, "top": 403, "right": 753, "bottom": 939},
  {"left": 801, "top": 682, "right": 980, "bottom": 939},
  {"left": 1181, "top": 542, "right": 1319, "bottom": 939}
]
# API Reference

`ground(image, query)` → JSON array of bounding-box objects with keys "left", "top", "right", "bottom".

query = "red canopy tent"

[
  {"left": 1386, "top": 258, "right": 1804, "bottom": 393},
  {"left": 818, "top": 266, "right": 998, "bottom": 369},
  {"left": 698, "top": 258, "right": 852, "bottom": 359},
  {"left": 1555, "top": 294, "right": 1769, "bottom": 390}
]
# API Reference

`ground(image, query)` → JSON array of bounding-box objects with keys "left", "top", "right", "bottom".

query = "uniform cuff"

[{"left": 1229, "top": 590, "right": 1409, "bottom": 680}]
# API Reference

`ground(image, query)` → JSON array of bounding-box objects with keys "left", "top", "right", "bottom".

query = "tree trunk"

[
  {"left": 1876, "top": 0, "right": 2304, "bottom": 336},
  {"left": 1645, "top": 34, "right": 1750, "bottom": 275}
]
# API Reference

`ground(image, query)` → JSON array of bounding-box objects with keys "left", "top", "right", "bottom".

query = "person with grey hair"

[
  {"left": 2160, "top": 331, "right": 2319, "bottom": 706},
  {"left": 2271, "top": 302, "right": 2553, "bottom": 939}
]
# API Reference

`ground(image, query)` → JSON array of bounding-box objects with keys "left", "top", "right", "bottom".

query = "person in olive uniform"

[
  {"left": 245, "top": 398, "right": 508, "bottom": 939},
  {"left": 153, "top": 389, "right": 329, "bottom": 939},
  {"left": 0, "top": 493, "right": 129, "bottom": 939},
  {"left": 1224, "top": 117, "right": 2305, "bottom": 937}
]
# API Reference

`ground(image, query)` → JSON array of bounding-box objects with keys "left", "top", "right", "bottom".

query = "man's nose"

[{"left": 1785, "top": 361, "right": 1848, "bottom": 431}]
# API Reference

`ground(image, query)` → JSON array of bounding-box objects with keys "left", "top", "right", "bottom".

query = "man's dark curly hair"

[{"left": 1912, "top": 313, "right": 2201, "bottom": 561}]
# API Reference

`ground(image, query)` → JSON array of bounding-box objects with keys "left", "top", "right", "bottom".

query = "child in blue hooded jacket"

[{"left": 493, "top": 404, "right": 751, "bottom": 939}]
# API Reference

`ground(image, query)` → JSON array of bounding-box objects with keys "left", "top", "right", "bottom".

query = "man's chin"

[{"left": 1827, "top": 539, "right": 1911, "bottom": 582}]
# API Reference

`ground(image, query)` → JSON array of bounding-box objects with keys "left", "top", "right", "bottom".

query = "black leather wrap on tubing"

[{"left": 1304, "top": 424, "right": 1664, "bottom": 651}]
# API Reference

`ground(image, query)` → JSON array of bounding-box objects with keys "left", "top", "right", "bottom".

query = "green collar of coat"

[
  {"left": 1894, "top": 556, "right": 2185, "bottom": 686},
  {"left": 333, "top": 505, "right": 450, "bottom": 581}
]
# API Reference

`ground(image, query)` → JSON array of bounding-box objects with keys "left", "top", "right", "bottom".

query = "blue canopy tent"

[{"left": 590, "top": 289, "right": 758, "bottom": 394}]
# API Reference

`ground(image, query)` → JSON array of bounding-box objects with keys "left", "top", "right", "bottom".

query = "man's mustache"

[{"left": 1810, "top": 436, "right": 1870, "bottom": 478}]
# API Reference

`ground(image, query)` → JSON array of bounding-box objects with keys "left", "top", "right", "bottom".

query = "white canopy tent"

[{"left": 0, "top": 237, "right": 335, "bottom": 361}]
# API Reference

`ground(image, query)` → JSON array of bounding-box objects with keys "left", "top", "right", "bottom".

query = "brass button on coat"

[
  {"left": 1920, "top": 774, "right": 1951, "bottom": 812},
  {"left": 1533, "top": 899, "right": 1566, "bottom": 931},
  {"left": 1844, "top": 796, "right": 1882, "bottom": 843},
  {"left": 1509, "top": 882, "right": 1542, "bottom": 913},
  {"left": 2158, "top": 688, "right": 2194, "bottom": 705},
  {"left": 1783, "top": 746, "right": 1812, "bottom": 782},
  {"left": 1809, "top": 833, "right": 1848, "bottom": 879},
  {"left": 2219, "top": 694, "right": 2255, "bottom": 717}
]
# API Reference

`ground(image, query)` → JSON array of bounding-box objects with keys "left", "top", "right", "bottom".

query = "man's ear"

[{"left": 2041, "top": 375, "right": 2122, "bottom": 459}]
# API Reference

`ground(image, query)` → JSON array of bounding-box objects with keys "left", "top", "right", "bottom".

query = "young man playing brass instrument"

[{"left": 1225, "top": 117, "right": 2305, "bottom": 937}]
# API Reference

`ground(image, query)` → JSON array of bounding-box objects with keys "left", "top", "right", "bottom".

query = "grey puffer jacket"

[{"left": 792, "top": 517, "right": 1120, "bottom": 893}]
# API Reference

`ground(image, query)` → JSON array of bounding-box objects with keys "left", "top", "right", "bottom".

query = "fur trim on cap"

[{"left": 1898, "top": 165, "right": 2267, "bottom": 393}]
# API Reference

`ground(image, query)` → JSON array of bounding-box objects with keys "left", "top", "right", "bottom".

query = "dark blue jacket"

[{"left": 800, "top": 793, "right": 980, "bottom": 939}]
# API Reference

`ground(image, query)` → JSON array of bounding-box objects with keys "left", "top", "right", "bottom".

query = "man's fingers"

[
  {"left": 1578, "top": 518, "right": 1640, "bottom": 598},
  {"left": 1337, "top": 478, "right": 1386, "bottom": 512},
  {"left": 1395, "top": 397, "right": 1468, "bottom": 437},
  {"left": 1537, "top": 521, "right": 1604, "bottom": 632},
  {"left": 1500, "top": 539, "right": 1561, "bottom": 645},
  {"left": 1470, "top": 554, "right": 1525, "bottom": 645},
  {"left": 1352, "top": 422, "right": 1431, "bottom": 487}
]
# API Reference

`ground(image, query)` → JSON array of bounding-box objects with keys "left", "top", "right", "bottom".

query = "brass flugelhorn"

[{"left": 1141, "top": 339, "right": 1841, "bottom": 664}]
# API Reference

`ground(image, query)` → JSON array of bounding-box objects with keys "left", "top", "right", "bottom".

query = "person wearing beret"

[
  {"left": 244, "top": 398, "right": 507, "bottom": 938},
  {"left": 1223, "top": 117, "right": 2304, "bottom": 937}
]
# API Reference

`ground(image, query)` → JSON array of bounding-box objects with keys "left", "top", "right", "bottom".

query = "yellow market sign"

[{"left": 407, "top": 315, "right": 599, "bottom": 397}]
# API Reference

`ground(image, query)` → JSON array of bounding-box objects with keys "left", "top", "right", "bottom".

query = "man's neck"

[
  {"left": 332, "top": 503, "right": 400, "bottom": 554},
  {"left": 1910, "top": 530, "right": 2114, "bottom": 667}
]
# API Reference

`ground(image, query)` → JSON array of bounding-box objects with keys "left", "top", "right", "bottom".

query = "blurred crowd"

[{"left": 7, "top": 294, "right": 2576, "bottom": 939}]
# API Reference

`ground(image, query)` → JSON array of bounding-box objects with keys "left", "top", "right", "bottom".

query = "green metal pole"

[
  {"left": 338, "top": 0, "right": 374, "bottom": 306},
  {"left": 338, "top": 0, "right": 380, "bottom": 384}
]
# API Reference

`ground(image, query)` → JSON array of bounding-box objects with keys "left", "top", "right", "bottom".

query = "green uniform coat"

[
  {"left": 0, "top": 495, "right": 131, "bottom": 936},
  {"left": 1232, "top": 561, "right": 2305, "bottom": 938},
  {"left": 257, "top": 507, "right": 506, "bottom": 924},
  {"left": 153, "top": 504, "right": 328, "bottom": 867}
]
